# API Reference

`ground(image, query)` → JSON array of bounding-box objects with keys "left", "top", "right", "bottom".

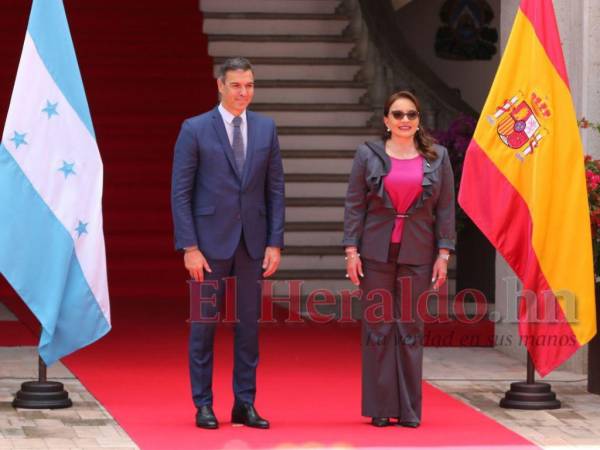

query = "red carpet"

[
  {"left": 71, "top": 0, "right": 217, "bottom": 303},
  {"left": 0, "top": 321, "right": 37, "bottom": 346},
  {"left": 64, "top": 299, "right": 538, "bottom": 450}
]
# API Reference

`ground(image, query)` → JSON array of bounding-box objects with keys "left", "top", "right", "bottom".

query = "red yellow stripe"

[
  {"left": 460, "top": 141, "right": 579, "bottom": 376},
  {"left": 520, "top": 0, "right": 569, "bottom": 86}
]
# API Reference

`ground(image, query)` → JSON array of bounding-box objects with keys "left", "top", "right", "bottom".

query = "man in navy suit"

[{"left": 171, "top": 57, "right": 285, "bottom": 429}]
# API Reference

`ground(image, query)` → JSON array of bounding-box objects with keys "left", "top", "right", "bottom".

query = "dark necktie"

[{"left": 232, "top": 116, "right": 245, "bottom": 174}]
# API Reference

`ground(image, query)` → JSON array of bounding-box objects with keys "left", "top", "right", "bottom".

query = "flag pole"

[
  {"left": 526, "top": 352, "right": 535, "bottom": 384},
  {"left": 39, "top": 355, "right": 46, "bottom": 382},
  {"left": 12, "top": 355, "right": 72, "bottom": 409},
  {"left": 499, "top": 352, "right": 561, "bottom": 410}
]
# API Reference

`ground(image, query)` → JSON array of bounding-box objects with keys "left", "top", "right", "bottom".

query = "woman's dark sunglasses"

[{"left": 390, "top": 110, "right": 419, "bottom": 120}]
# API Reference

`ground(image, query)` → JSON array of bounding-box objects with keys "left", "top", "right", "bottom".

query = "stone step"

[
  {"left": 285, "top": 230, "right": 344, "bottom": 246},
  {"left": 268, "top": 278, "right": 356, "bottom": 297},
  {"left": 203, "top": 12, "right": 350, "bottom": 20},
  {"left": 281, "top": 149, "right": 356, "bottom": 159},
  {"left": 281, "top": 245, "right": 457, "bottom": 271},
  {"left": 242, "top": 63, "right": 362, "bottom": 81},
  {"left": 286, "top": 206, "right": 344, "bottom": 222},
  {"left": 279, "top": 126, "right": 378, "bottom": 134},
  {"left": 213, "top": 56, "right": 360, "bottom": 65},
  {"left": 286, "top": 182, "right": 347, "bottom": 197},
  {"left": 254, "top": 86, "right": 366, "bottom": 104},
  {"left": 203, "top": 15, "right": 349, "bottom": 36},
  {"left": 275, "top": 266, "right": 458, "bottom": 280},
  {"left": 286, "top": 198, "right": 345, "bottom": 207},
  {"left": 282, "top": 237, "right": 456, "bottom": 269},
  {"left": 260, "top": 110, "right": 371, "bottom": 127},
  {"left": 279, "top": 134, "right": 378, "bottom": 150},
  {"left": 209, "top": 34, "right": 354, "bottom": 43},
  {"left": 285, "top": 222, "right": 344, "bottom": 232},
  {"left": 282, "top": 245, "right": 455, "bottom": 268},
  {"left": 269, "top": 280, "right": 459, "bottom": 298},
  {"left": 200, "top": 0, "right": 342, "bottom": 15},
  {"left": 286, "top": 173, "right": 348, "bottom": 182},
  {"left": 213, "top": 56, "right": 362, "bottom": 81},
  {"left": 285, "top": 245, "right": 342, "bottom": 255},
  {"left": 253, "top": 103, "right": 371, "bottom": 111},
  {"left": 273, "top": 267, "right": 454, "bottom": 288},
  {"left": 257, "top": 80, "right": 365, "bottom": 88},
  {"left": 279, "top": 255, "right": 344, "bottom": 270},
  {"left": 283, "top": 158, "right": 353, "bottom": 174},
  {"left": 208, "top": 38, "right": 355, "bottom": 58}
]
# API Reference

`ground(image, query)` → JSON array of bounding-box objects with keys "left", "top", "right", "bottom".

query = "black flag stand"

[
  {"left": 499, "top": 353, "right": 561, "bottom": 409},
  {"left": 12, "top": 356, "right": 72, "bottom": 409}
]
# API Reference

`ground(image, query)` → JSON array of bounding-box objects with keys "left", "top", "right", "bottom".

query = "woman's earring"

[
  {"left": 386, "top": 128, "right": 391, "bottom": 132},
  {"left": 416, "top": 127, "right": 420, "bottom": 131}
]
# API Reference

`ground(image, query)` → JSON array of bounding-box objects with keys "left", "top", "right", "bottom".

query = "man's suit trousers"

[{"left": 189, "top": 236, "right": 262, "bottom": 407}]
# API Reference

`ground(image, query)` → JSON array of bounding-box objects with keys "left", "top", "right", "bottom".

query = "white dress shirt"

[{"left": 218, "top": 103, "right": 247, "bottom": 157}]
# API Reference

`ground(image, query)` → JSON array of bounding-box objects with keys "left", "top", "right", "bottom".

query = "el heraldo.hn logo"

[{"left": 487, "top": 91, "right": 552, "bottom": 161}]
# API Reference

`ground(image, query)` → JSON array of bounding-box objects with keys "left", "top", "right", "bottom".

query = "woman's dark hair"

[{"left": 383, "top": 90, "right": 438, "bottom": 161}]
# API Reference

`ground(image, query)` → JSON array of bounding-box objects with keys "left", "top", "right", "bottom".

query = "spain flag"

[{"left": 459, "top": 0, "right": 596, "bottom": 376}]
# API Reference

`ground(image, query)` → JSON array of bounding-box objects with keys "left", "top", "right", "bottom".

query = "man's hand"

[
  {"left": 184, "top": 247, "right": 212, "bottom": 282},
  {"left": 262, "top": 246, "right": 281, "bottom": 277}
]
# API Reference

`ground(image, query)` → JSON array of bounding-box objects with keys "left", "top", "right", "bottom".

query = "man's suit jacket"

[
  {"left": 342, "top": 139, "right": 455, "bottom": 265},
  {"left": 171, "top": 106, "right": 285, "bottom": 260}
]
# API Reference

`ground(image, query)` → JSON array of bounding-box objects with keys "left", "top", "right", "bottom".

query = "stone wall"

[{"left": 393, "top": 0, "right": 501, "bottom": 111}]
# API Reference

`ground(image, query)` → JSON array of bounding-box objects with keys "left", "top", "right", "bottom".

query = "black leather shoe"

[
  {"left": 231, "top": 403, "right": 270, "bottom": 429},
  {"left": 196, "top": 405, "right": 218, "bottom": 429},
  {"left": 398, "top": 421, "right": 420, "bottom": 428},
  {"left": 371, "top": 417, "right": 391, "bottom": 427}
]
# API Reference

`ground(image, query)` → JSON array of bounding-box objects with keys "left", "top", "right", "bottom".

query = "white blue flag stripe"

[{"left": 0, "top": 0, "right": 110, "bottom": 365}]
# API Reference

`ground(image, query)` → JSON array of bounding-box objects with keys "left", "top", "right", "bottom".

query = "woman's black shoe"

[{"left": 371, "top": 417, "right": 391, "bottom": 427}]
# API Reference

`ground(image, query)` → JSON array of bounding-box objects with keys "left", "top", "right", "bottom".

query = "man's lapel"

[
  {"left": 211, "top": 107, "right": 242, "bottom": 179},
  {"left": 241, "top": 110, "right": 257, "bottom": 188}
]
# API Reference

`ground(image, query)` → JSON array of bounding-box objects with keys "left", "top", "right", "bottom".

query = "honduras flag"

[{"left": 0, "top": 0, "right": 110, "bottom": 365}]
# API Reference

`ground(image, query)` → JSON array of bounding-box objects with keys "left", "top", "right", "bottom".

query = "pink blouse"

[{"left": 383, "top": 155, "right": 423, "bottom": 243}]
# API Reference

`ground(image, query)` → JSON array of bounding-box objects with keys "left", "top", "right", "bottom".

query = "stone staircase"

[{"left": 200, "top": 0, "right": 381, "bottom": 306}]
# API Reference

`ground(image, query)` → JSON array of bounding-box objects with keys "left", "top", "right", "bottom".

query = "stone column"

[{"left": 579, "top": 0, "right": 600, "bottom": 158}]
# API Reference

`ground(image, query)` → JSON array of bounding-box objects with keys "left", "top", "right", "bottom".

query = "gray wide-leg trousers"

[{"left": 360, "top": 244, "right": 431, "bottom": 422}]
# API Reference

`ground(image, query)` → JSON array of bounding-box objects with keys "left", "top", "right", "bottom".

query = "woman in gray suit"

[{"left": 343, "top": 91, "right": 455, "bottom": 428}]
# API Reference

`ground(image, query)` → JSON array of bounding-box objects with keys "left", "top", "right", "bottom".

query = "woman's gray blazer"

[{"left": 342, "top": 139, "right": 456, "bottom": 265}]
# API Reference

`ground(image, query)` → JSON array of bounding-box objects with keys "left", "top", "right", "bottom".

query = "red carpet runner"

[
  {"left": 64, "top": 299, "right": 538, "bottom": 450},
  {"left": 0, "top": 322, "right": 37, "bottom": 346}
]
